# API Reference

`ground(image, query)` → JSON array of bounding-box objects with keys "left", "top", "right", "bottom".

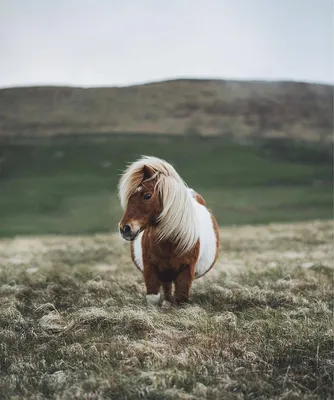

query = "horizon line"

[{"left": 0, "top": 75, "right": 333, "bottom": 90}]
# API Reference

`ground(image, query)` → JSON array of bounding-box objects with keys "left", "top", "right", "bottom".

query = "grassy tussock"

[{"left": 0, "top": 220, "right": 333, "bottom": 399}]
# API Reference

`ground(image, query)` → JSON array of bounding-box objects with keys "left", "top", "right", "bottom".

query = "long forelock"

[
  {"left": 118, "top": 156, "right": 199, "bottom": 254},
  {"left": 118, "top": 156, "right": 183, "bottom": 209}
]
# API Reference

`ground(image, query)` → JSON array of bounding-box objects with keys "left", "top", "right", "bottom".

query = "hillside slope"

[
  {"left": 1, "top": 135, "right": 332, "bottom": 237},
  {"left": 0, "top": 79, "right": 333, "bottom": 141}
]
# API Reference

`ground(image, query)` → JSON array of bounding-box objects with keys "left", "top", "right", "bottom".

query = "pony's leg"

[
  {"left": 143, "top": 265, "right": 161, "bottom": 306},
  {"left": 174, "top": 265, "right": 195, "bottom": 305},
  {"left": 161, "top": 282, "right": 173, "bottom": 308}
]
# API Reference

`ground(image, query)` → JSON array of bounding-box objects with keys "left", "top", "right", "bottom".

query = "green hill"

[{"left": 0, "top": 134, "right": 332, "bottom": 237}]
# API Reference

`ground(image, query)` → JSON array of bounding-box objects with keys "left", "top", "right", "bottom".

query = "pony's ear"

[{"left": 143, "top": 165, "right": 155, "bottom": 180}]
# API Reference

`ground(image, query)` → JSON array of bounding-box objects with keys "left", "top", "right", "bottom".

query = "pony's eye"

[{"left": 143, "top": 193, "right": 152, "bottom": 200}]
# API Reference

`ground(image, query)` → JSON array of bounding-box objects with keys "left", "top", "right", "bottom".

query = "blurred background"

[{"left": 0, "top": 0, "right": 333, "bottom": 237}]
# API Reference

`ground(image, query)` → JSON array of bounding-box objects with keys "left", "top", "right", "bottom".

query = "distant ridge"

[{"left": 0, "top": 78, "right": 332, "bottom": 142}]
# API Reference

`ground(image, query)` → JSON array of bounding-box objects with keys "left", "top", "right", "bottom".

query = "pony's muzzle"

[
  {"left": 121, "top": 224, "right": 131, "bottom": 235},
  {"left": 119, "top": 223, "right": 139, "bottom": 241}
]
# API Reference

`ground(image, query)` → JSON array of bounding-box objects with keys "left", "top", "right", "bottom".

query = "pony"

[{"left": 118, "top": 155, "right": 220, "bottom": 307}]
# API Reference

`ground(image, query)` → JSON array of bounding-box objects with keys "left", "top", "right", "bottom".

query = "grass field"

[
  {"left": 0, "top": 134, "right": 333, "bottom": 399},
  {"left": 0, "top": 220, "right": 333, "bottom": 399},
  {"left": 0, "top": 134, "right": 332, "bottom": 237}
]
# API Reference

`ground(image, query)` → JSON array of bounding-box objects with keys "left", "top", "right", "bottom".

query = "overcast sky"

[{"left": 0, "top": 0, "right": 333, "bottom": 88}]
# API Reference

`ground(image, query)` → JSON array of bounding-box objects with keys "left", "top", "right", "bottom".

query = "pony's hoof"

[
  {"left": 161, "top": 300, "right": 172, "bottom": 309},
  {"left": 146, "top": 293, "right": 160, "bottom": 306},
  {"left": 174, "top": 297, "right": 192, "bottom": 307}
]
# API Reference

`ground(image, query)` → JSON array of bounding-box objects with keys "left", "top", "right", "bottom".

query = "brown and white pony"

[{"left": 118, "top": 155, "right": 220, "bottom": 307}]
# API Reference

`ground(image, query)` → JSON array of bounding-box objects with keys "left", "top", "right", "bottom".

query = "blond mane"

[{"left": 118, "top": 155, "right": 199, "bottom": 254}]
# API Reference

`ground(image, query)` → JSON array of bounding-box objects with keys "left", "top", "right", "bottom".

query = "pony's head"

[
  {"left": 118, "top": 163, "right": 162, "bottom": 241},
  {"left": 117, "top": 156, "right": 199, "bottom": 254}
]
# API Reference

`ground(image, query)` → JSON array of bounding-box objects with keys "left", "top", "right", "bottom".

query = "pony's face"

[{"left": 118, "top": 178, "right": 162, "bottom": 241}]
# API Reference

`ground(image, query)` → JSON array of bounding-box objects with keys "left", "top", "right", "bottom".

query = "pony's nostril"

[{"left": 123, "top": 224, "right": 131, "bottom": 234}]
